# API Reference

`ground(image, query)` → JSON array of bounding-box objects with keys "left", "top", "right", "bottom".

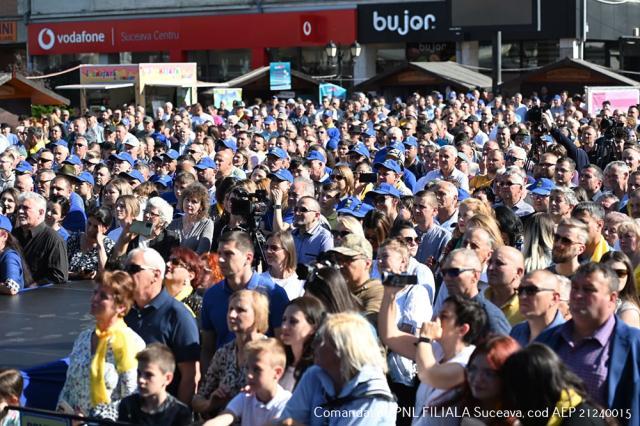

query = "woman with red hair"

[{"left": 164, "top": 246, "right": 206, "bottom": 319}]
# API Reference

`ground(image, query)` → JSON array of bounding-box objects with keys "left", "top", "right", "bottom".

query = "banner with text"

[
  {"left": 270, "top": 62, "right": 291, "bottom": 91},
  {"left": 213, "top": 88, "right": 243, "bottom": 111},
  {"left": 319, "top": 83, "right": 347, "bottom": 101}
]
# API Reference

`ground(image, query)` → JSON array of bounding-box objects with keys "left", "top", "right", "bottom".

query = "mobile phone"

[
  {"left": 381, "top": 272, "right": 419, "bottom": 287},
  {"left": 130, "top": 220, "right": 153, "bottom": 237},
  {"left": 359, "top": 172, "right": 378, "bottom": 183}
]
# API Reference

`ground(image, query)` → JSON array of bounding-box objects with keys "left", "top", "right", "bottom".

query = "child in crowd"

[
  {"left": 45, "top": 195, "right": 70, "bottom": 242},
  {"left": 0, "top": 369, "right": 22, "bottom": 426},
  {"left": 204, "top": 338, "right": 291, "bottom": 426},
  {"left": 117, "top": 343, "right": 192, "bottom": 426}
]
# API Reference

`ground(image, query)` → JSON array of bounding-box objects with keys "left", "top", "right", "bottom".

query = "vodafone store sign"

[{"left": 28, "top": 11, "right": 355, "bottom": 55}]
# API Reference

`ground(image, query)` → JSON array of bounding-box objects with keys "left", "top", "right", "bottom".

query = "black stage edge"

[{"left": 0, "top": 281, "right": 95, "bottom": 369}]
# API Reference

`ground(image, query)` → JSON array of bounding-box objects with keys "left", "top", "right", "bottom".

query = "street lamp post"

[{"left": 325, "top": 41, "right": 361, "bottom": 87}]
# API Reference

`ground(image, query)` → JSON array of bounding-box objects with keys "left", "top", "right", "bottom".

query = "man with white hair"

[
  {"left": 13, "top": 192, "right": 68, "bottom": 284},
  {"left": 495, "top": 166, "right": 534, "bottom": 217},
  {"left": 124, "top": 247, "right": 200, "bottom": 405},
  {"left": 415, "top": 145, "right": 469, "bottom": 193}
]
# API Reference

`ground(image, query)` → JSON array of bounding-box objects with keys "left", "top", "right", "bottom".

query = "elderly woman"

[
  {"left": 108, "top": 196, "right": 179, "bottom": 268},
  {"left": 168, "top": 182, "right": 214, "bottom": 255},
  {"left": 57, "top": 271, "right": 145, "bottom": 419},
  {"left": 0, "top": 215, "right": 32, "bottom": 295},
  {"left": 164, "top": 246, "right": 206, "bottom": 319},
  {"left": 281, "top": 312, "right": 398, "bottom": 425},
  {"left": 192, "top": 289, "right": 269, "bottom": 419},
  {"left": 68, "top": 207, "right": 115, "bottom": 280}
]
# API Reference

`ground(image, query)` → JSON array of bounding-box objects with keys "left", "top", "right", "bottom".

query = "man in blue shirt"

[
  {"left": 291, "top": 196, "right": 333, "bottom": 265},
  {"left": 200, "top": 230, "right": 289, "bottom": 374},
  {"left": 124, "top": 247, "right": 200, "bottom": 405}
]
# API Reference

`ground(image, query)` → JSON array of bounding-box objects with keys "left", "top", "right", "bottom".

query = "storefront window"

[
  {"left": 187, "top": 49, "right": 250, "bottom": 82},
  {"left": 269, "top": 47, "right": 329, "bottom": 76},
  {"left": 479, "top": 40, "right": 559, "bottom": 71},
  {"left": 131, "top": 51, "right": 169, "bottom": 64}
]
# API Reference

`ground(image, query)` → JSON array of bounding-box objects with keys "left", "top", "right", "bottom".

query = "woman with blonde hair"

[
  {"left": 465, "top": 213, "right": 505, "bottom": 248},
  {"left": 281, "top": 312, "right": 397, "bottom": 424},
  {"left": 331, "top": 165, "right": 355, "bottom": 199},
  {"left": 618, "top": 219, "right": 640, "bottom": 276},
  {"left": 261, "top": 230, "right": 305, "bottom": 300},
  {"left": 522, "top": 212, "right": 555, "bottom": 273},
  {"left": 107, "top": 195, "right": 140, "bottom": 243},
  {"left": 193, "top": 289, "right": 269, "bottom": 419},
  {"left": 332, "top": 215, "right": 365, "bottom": 246}
]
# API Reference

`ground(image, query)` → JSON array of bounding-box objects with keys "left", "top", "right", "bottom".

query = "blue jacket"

[
  {"left": 537, "top": 316, "right": 640, "bottom": 426},
  {"left": 282, "top": 365, "right": 397, "bottom": 425}
]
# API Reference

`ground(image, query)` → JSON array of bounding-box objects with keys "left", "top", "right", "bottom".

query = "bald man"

[
  {"left": 439, "top": 248, "right": 511, "bottom": 335},
  {"left": 485, "top": 246, "right": 525, "bottom": 325},
  {"left": 510, "top": 269, "right": 565, "bottom": 346}
]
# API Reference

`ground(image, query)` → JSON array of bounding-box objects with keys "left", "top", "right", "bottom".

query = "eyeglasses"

[
  {"left": 517, "top": 286, "right": 555, "bottom": 297},
  {"left": 187, "top": 150, "right": 198, "bottom": 155},
  {"left": 553, "top": 234, "right": 579, "bottom": 246},
  {"left": 331, "top": 230, "right": 350, "bottom": 239},
  {"left": 332, "top": 175, "right": 346, "bottom": 181},
  {"left": 441, "top": 267, "right": 477, "bottom": 277},
  {"left": 38, "top": 158, "right": 53, "bottom": 164},
  {"left": 497, "top": 181, "right": 521, "bottom": 187},
  {"left": 74, "top": 144, "right": 86, "bottom": 148},
  {"left": 37, "top": 179, "right": 53, "bottom": 185},
  {"left": 169, "top": 258, "right": 189, "bottom": 269},
  {"left": 402, "top": 236, "right": 421, "bottom": 245},
  {"left": 295, "top": 206, "right": 318, "bottom": 214},
  {"left": 266, "top": 244, "right": 284, "bottom": 252},
  {"left": 505, "top": 155, "right": 524, "bottom": 162},
  {"left": 124, "top": 263, "right": 156, "bottom": 275},
  {"left": 144, "top": 210, "right": 161, "bottom": 218}
]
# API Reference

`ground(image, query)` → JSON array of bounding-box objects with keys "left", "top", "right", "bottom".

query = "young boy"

[
  {"left": 118, "top": 343, "right": 192, "bottom": 426},
  {"left": 204, "top": 338, "right": 291, "bottom": 426}
]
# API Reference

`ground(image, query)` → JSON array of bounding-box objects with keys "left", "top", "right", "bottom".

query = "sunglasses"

[
  {"left": 124, "top": 264, "right": 155, "bottom": 275},
  {"left": 402, "top": 236, "right": 421, "bottom": 245},
  {"left": 517, "top": 286, "right": 555, "bottom": 297},
  {"left": 169, "top": 258, "right": 189, "bottom": 269},
  {"left": 332, "top": 175, "right": 346, "bottom": 181},
  {"left": 331, "top": 230, "right": 350, "bottom": 239},
  {"left": 554, "top": 234, "right": 578, "bottom": 246},
  {"left": 295, "top": 206, "right": 317, "bottom": 214},
  {"left": 441, "top": 267, "right": 476, "bottom": 277}
]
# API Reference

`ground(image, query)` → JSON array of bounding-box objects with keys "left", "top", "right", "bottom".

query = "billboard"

[
  {"left": 270, "top": 62, "right": 291, "bottom": 91},
  {"left": 585, "top": 86, "right": 640, "bottom": 115}
]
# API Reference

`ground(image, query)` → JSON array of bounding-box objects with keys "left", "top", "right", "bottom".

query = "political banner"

[
  {"left": 213, "top": 88, "right": 243, "bottom": 111},
  {"left": 319, "top": 83, "right": 347, "bottom": 101},
  {"left": 585, "top": 86, "right": 640, "bottom": 115},
  {"left": 270, "top": 62, "right": 291, "bottom": 91}
]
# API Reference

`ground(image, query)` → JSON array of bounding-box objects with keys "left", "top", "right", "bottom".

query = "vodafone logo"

[{"left": 37, "top": 28, "right": 55, "bottom": 50}]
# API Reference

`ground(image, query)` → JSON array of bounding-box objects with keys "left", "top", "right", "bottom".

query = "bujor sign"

[{"left": 358, "top": 2, "right": 460, "bottom": 43}]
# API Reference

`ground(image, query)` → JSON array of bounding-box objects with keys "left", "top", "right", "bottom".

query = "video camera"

[
  {"left": 229, "top": 189, "right": 269, "bottom": 223},
  {"left": 381, "top": 272, "right": 419, "bottom": 287}
]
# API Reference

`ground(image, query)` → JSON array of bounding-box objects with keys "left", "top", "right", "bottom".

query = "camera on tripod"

[{"left": 229, "top": 189, "right": 269, "bottom": 223}]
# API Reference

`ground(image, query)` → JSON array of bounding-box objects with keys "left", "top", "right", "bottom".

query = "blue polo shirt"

[
  {"left": 62, "top": 192, "right": 87, "bottom": 233},
  {"left": 201, "top": 272, "right": 289, "bottom": 350},
  {"left": 473, "top": 291, "right": 512, "bottom": 336},
  {"left": 510, "top": 309, "right": 566, "bottom": 347},
  {"left": 292, "top": 222, "right": 334, "bottom": 265},
  {"left": 262, "top": 207, "right": 294, "bottom": 232}
]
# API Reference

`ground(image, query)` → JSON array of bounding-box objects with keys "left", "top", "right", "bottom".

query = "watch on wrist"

[
  {"left": 415, "top": 336, "right": 432, "bottom": 346},
  {"left": 274, "top": 205, "right": 282, "bottom": 210}
]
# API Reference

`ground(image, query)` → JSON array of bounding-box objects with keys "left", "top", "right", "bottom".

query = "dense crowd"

[{"left": 0, "top": 88, "right": 639, "bottom": 426}]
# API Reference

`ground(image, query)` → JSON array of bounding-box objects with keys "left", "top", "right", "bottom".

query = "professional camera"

[
  {"left": 381, "top": 272, "right": 419, "bottom": 287},
  {"left": 229, "top": 189, "right": 269, "bottom": 222}
]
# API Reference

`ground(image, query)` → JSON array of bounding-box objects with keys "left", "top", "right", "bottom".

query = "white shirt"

[
  {"left": 415, "top": 168, "right": 469, "bottom": 193},
  {"left": 226, "top": 384, "right": 291, "bottom": 426},
  {"left": 260, "top": 271, "right": 305, "bottom": 300}
]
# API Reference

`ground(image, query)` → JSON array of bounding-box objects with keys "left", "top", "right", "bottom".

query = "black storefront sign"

[{"left": 358, "top": 2, "right": 461, "bottom": 43}]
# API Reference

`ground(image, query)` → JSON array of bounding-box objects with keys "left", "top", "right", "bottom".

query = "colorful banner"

[
  {"left": 586, "top": 86, "right": 640, "bottom": 115},
  {"left": 213, "top": 88, "right": 243, "bottom": 111},
  {"left": 139, "top": 63, "right": 197, "bottom": 87},
  {"left": 270, "top": 62, "right": 291, "bottom": 91},
  {"left": 319, "top": 83, "right": 347, "bottom": 101},
  {"left": 80, "top": 64, "right": 138, "bottom": 83}
]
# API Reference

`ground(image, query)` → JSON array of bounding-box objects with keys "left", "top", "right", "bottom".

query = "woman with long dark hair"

[
  {"left": 0, "top": 215, "right": 33, "bottom": 295},
  {"left": 303, "top": 266, "right": 363, "bottom": 314},
  {"left": 279, "top": 296, "right": 325, "bottom": 391},
  {"left": 601, "top": 250, "right": 640, "bottom": 328}
]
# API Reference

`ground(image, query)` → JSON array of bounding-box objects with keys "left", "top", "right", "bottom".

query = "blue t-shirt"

[
  {"left": 201, "top": 272, "right": 289, "bottom": 349},
  {"left": 0, "top": 249, "right": 24, "bottom": 290}
]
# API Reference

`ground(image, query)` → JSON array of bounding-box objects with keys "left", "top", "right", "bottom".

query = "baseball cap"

[
  {"left": 63, "top": 155, "right": 81, "bottom": 166},
  {"left": 349, "top": 143, "right": 370, "bottom": 159},
  {"left": 124, "top": 137, "right": 140, "bottom": 147},
  {"left": 76, "top": 171, "right": 95, "bottom": 185},
  {"left": 119, "top": 169, "right": 145, "bottom": 183},
  {"left": 465, "top": 115, "right": 480, "bottom": 123},
  {"left": 216, "top": 139, "right": 237, "bottom": 153},
  {"left": 329, "top": 234, "right": 373, "bottom": 260},
  {"left": 16, "top": 161, "right": 33, "bottom": 174},
  {"left": 374, "top": 159, "right": 402, "bottom": 175},
  {"left": 306, "top": 151, "right": 326, "bottom": 163},
  {"left": 403, "top": 136, "right": 418, "bottom": 148},
  {"left": 323, "top": 110, "right": 333, "bottom": 118},
  {"left": 143, "top": 116, "right": 153, "bottom": 124},
  {"left": 369, "top": 183, "right": 402, "bottom": 198},
  {"left": 264, "top": 116, "right": 276, "bottom": 125},
  {"left": 0, "top": 215, "right": 12, "bottom": 233},
  {"left": 527, "top": 178, "right": 555, "bottom": 196},
  {"left": 267, "top": 147, "right": 289, "bottom": 159},
  {"left": 162, "top": 150, "right": 179, "bottom": 161},
  {"left": 268, "top": 169, "right": 294, "bottom": 184},
  {"left": 150, "top": 174, "right": 172, "bottom": 188},
  {"left": 104, "top": 124, "right": 116, "bottom": 134},
  {"left": 52, "top": 140, "right": 69, "bottom": 149},
  {"left": 195, "top": 157, "right": 216, "bottom": 171},
  {"left": 457, "top": 152, "right": 470, "bottom": 163},
  {"left": 109, "top": 152, "right": 134, "bottom": 167}
]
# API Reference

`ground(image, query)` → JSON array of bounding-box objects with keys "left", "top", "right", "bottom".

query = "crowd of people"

[{"left": 0, "top": 87, "right": 639, "bottom": 425}]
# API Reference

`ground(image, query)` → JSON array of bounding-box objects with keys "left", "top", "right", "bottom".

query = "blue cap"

[
  {"left": 553, "top": 95, "right": 561, "bottom": 101},
  {"left": 458, "top": 187, "right": 470, "bottom": 201},
  {"left": 389, "top": 141, "right": 406, "bottom": 153},
  {"left": 403, "top": 136, "right": 418, "bottom": 148},
  {"left": 264, "top": 116, "right": 276, "bottom": 124},
  {"left": 217, "top": 138, "right": 237, "bottom": 153},
  {"left": 326, "top": 138, "right": 339, "bottom": 151},
  {"left": 369, "top": 183, "right": 402, "bottom": 198},
  {"left": 109, "top": 152, "right": 134, "bottom": 167},
  {"left": 76, "top": 171, "right": 95, "bottom": 185},
  {"left": 269, "top": 169, "right": 294, "bottom": 184},
  {"left": 326, "top": 128, "right": 340, "bottom": 140},
  {"left": 448, "top": 91, "right": 457, "bottom": 100},
  {"left": 267, "top": 147, "right": 289, "bottom": 159},
  {"left": 363, "top": 128, "right": 376, "bottom": 138},
  {"left": 63, "top": 155, "right": 81, "bottom": 166},
  {"left": 50, "top": 140, "right": 69, "bottom": 149},
  {"left": 337, "top": 196, "right": 373, "bottom": 219},
  {"left": 374, "top": 159, "right": 402, "bottom": 175},
  {"left": 0, "top": 215, "right": 12, "bottom": 233},
  {"left": 16, "top": 161, "right": 33, "bottom": 174},
  {"left": 349, "top": 143, "right": 370, "bottom": 159},
  {"left": 119, "top": 169, "right": 145, "bottom": 183},
  {"left": 306, "top": 151, "right": 326, "bottom": 163},
  {"left": 527, "top": 178, "right": 555, "bottom": 196},
  {"left": 162, "top": 149, "right": 179, "bottom": 161},
  {"left": 323, "top": 109, "right": 333, "bottom": 118},
  {"left": 150, "top": 174, "right": 172, "bottom": 188},
  {"left": 195, "top": 157, "right": 216, "bottom": 170}
]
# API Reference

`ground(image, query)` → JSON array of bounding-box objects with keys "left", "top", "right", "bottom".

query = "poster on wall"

[
  {"left": 319, "top": 83, "right": 347, "bottom": 101},
  {"left": 270, "top": 62, "right": 291, "bottom": 91},
  {"left": 213, "top": 88, "right": 243, "bottom": 111},
  {"left": 585, "top": 86, "right": 640, "bottom": 115}
]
